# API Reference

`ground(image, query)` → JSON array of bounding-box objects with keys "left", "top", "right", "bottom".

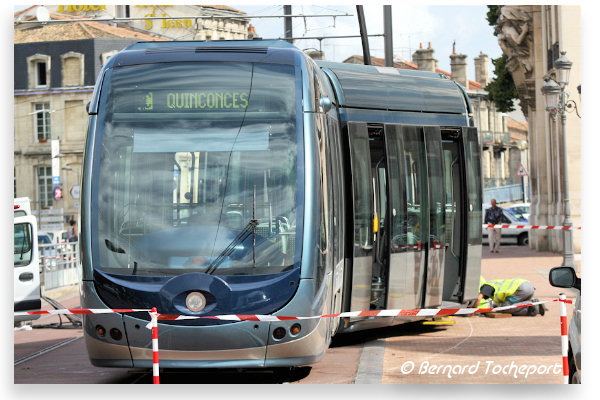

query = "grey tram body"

[{"left": 80, "top": 40, "right": 482, "bottom": 368}]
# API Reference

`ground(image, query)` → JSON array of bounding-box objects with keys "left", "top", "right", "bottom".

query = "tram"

[{"left": 80, "top": 40, "right": 482, "bottom": 369}]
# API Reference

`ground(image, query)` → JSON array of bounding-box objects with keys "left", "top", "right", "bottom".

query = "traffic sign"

[
  {"left": 53, "top": 186, "right": 63, "bottom": 201},
  {"left": 516, "top": 163, "right": 528, "bottom": 177},
  {"left": 70, "top": 185, "right": 80, "bottom": 199}
]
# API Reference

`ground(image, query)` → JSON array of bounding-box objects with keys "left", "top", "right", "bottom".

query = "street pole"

[
  {"left": 559, "top": 85, "right": 575, "bottom": 268},
  {"left": 356, "top": 6, "right": 371, "bottom": 65},
  {"left": 383, "top": 5, "right": 393, "bottom": 67},
  {"left": 284, "top": 5, "right": 293, "bottom": 44}
]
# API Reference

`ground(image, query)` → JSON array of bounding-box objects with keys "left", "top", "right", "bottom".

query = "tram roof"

[{"left": 316, "top": 60, "right": 468, "bottom": 115}]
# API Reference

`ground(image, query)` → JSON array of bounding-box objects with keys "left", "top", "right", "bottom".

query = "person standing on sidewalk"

[
  {"left": 484, "top": 199, "right": 503, "bottom": 253},
  {"left": 473, "top": 278, "right": 545, "bottom": 316}
]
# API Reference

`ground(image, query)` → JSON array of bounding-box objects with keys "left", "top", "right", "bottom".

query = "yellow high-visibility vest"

[
  {"left": 478, "top": 275, "right": 489, "bottom": 308},
  {"left": 484, "top": 278, "right": 529, "bottom": 304}
]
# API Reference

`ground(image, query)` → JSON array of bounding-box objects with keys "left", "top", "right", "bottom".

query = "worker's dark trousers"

[{"left": 494, "top": 282, "right": 536, "bottom": 315}]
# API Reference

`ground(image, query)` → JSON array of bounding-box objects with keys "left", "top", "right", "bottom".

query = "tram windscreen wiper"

[{"left": 205, "top": 218, "right": 258, "bottom": 275}]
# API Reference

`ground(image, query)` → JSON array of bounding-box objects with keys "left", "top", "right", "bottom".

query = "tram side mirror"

[
  {"left": 319, "top": 96, "right": 332, "bottom": 113},
  {"left": 549, "top": 266, "right": 581, "bottom": 291},
  {"left": 86, "top": 101, "right": 91, "bottom": 114}
]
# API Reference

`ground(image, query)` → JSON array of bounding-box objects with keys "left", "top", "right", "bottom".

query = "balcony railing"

[
  {"left": 500, "top": 131, "right": 511, "bottom": 145},
  {"left": 481, "top": 130, "right": 494, "bottom": 145},
  {"left": 484, "top": 177, "right": 515, "bottom": 188}
]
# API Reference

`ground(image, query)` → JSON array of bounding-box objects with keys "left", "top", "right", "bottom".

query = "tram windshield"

[{"left": 94, "top": 62, "right": 300, "bottom": 276}]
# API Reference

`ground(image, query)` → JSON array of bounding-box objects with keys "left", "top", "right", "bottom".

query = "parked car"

[
  {"left": 549, "top": 266, "right": 581, "bottom": 384},
  {"left": 482, "top": 207, "right": 529, "bottom": 246},
  {"left": 506, "top": 202, "right": 530, "bottom": 221}
]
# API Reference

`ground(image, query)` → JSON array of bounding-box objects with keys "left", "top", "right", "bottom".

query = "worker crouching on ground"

[{"left": 474, "top": 278, "right": 546, "bottom": 316}]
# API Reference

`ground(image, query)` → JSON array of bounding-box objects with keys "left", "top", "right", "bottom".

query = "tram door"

[
  {"left": 441, "top": 127, "right": 482, "bottom": 303},
  {"left": 441, "top": 137, "right": 464, "bottom": 301},
  {"left": 347, "top": 122, "right": 446, "bottom": 312},
  {"left": 347, "top": 122, "right": 392, "bottom": 311}
]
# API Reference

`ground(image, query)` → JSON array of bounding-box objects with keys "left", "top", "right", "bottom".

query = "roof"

[
  {"left": 14, "top": 12, "right": 163, "bottom": 43},
  {"left": 506, "top": 117, "right": 528, "bottom": 141},
  {"left": 344, "top": 54, "right": 483, "bottom": 91},
  {"left": 198, "top": 5, "right": 247, "bottom": 15}
]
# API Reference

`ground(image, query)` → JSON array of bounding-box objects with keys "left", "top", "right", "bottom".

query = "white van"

[
  {"left": 14, "top": 197, "right": 32, "bottom": 217},
  {"left": 14, "top": 198, "right": 41, "bottom": 325}
]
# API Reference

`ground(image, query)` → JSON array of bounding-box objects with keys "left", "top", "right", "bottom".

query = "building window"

[
  {"left": 36, "top": 61, "right": 47, "bottom": 86},
  {"left": 27, "top": 54, "right": 51, "bottom": 89},
  {"left": 38, "top": 166, "right": 53, "bottom": 208},
  {"left": 34, "top": 103, "right": 51, "bottom": 142}
]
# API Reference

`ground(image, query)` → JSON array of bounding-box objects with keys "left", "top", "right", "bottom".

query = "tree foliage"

[
  {"left": 486, "top": 5, "right": 501, "bottom": 30},
  {"left": 485, "top": 54, "right": 519, "bottom": 113},
  {"left": 484, "top": 6, "right": 519, "bottom": 113}
]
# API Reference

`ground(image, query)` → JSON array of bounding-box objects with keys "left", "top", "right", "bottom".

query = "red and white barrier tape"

[
  {"left": 15, "top": 298, "right": 574, "bottom": 384},
  {"left": 14, "top": 308, "right": 150, "bottom": 316},
  {"left": 152, "top": 299, "right": 571, "bottom": 322},
  {"left": 16, "top": 299, "right": 572, "bottom": 320},
  {"left": 483, "top": 224, "right": 581, "bottom": 231}
]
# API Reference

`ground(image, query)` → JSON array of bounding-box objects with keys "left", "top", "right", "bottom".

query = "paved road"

[{"left": 14, "top": 246, "right": 578, "bottom": 384}]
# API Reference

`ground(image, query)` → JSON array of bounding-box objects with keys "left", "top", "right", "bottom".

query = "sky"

[{"left": 232, "top": 4, "right": 503, "bottom": 80}]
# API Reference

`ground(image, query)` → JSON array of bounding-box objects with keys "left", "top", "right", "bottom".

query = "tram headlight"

[
  {"left": 186, "top": 291, "right": 207, "bottom": 312},
  {"left": 110, "top": 328, "right": 123, "bottom": 341},
  {"left": 272, "top": 327, "right": 286, "bottom": 340}
]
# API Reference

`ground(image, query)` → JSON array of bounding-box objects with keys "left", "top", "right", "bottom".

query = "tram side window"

[
  {"left": 403, "top": 126, "right": 428, "bottom": 247},
  {"left": 384, "top": 125, "right": 407, "bottom": 252},
  {"left": 464, "top": 129, "right": 483, "bottom": 243},
  {"left": 424, "top": 127, "right": 445, "bottom": 247},
  {"left": 348, "top": 123, "right": 373, "bottom": 255},
  {"left": 317, "top": 114, "right": 332, "bottom": 288},
  {"left": 443, "top": 149, "right": 455, "bottom": 246}
]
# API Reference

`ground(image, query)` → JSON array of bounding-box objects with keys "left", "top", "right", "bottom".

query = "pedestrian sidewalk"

[{"left": 381, "top": 245, "right": 578, "bottom": 384}]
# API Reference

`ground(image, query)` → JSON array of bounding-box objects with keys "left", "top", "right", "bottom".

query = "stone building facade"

[
  {"left": 14, "top": 21, "right": 159, "bottom": 228},
  {"left": 492, "top": 5, "right": 581, "bottom": 253}
]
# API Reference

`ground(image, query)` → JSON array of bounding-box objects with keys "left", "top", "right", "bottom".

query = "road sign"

[
  {"left": 51, "top": 139, "right": 60, "bottom": 187},
  {"left": 40, "top": 215, "right": 63, "bottom": 223},
  {"left": 53, "top": 187, "right": 63, "bottom": 201},
  {"left": 516, "top": 163, "right": 528, "bottom": 177},
  {"left": 70, "top": 185, "right": 80, "bottom": 199}
]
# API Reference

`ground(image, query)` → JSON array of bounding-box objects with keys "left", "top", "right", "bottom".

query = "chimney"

[
  {"left": 474, "top": 51, "right": 490, "bottom": 88},
  {"left": 247, "top": 24, "right": 258, "bottom": 39},
  {"left": 412, "top": 42, "right": 437, "bottom": 72},
  {"left": 450, "top": 49, "right": 468, "bottom": 89}
]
